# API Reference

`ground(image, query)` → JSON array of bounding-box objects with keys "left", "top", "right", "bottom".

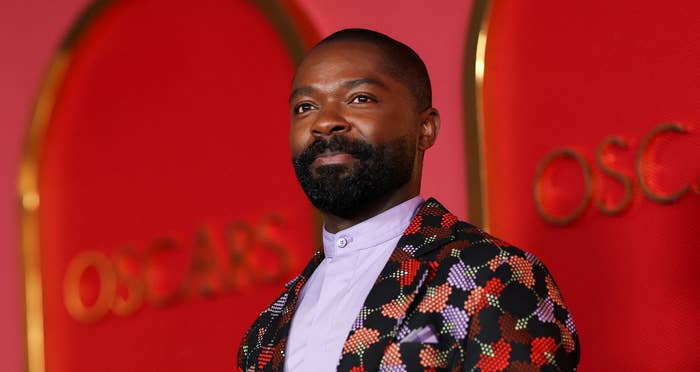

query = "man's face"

[{"left": 289, "top": 41, "right": 421, "bottom": 218}]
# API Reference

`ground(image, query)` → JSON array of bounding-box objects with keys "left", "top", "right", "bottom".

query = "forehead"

[{"left": 292, "top": 41, "right": 394, "bottom": 88}]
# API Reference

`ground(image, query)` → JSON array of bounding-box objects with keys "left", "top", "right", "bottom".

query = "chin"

[{"left": 312, "top": 164, "right": 354, "bottom": 179}]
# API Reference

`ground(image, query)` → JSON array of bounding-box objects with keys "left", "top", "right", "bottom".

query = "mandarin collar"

[{"left": 321, "top": 196, "right": 424, "bottom": 258}]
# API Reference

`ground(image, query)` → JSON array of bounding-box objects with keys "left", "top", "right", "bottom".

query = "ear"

[{"left": 417, "top": 107, "right": 440, "bottom": 151}]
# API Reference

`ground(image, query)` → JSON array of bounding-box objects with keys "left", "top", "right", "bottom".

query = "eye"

[
  {"left": 294, "top": 102, "right": 316, "bottom": 114},
  {"left": 350, "top": 95, "right": 375, "bottom": 104}
]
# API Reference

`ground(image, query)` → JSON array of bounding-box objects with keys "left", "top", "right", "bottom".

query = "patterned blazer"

[{"left": 238, "top": 198, "right": 580, "bottom": 371}]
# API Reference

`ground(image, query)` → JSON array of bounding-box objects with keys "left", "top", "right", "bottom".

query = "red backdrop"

[
  {"left": 18, "top": 0, "right": 700, "bottom": 371},
  {"left": 482, "top": 0, "right": 700, "bottom": 370},
  {"left": 37, "top": 1, "right": 316, "bottom": 371}
]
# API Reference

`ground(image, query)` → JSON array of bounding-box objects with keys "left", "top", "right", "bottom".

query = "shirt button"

[{"left": 336, "top": 236, "right": 348, "bottom": 248}]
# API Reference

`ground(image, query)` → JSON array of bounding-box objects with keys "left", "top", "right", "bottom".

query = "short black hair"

[{"left": 314, "top": 28, "right": 432, "bottom": 110}]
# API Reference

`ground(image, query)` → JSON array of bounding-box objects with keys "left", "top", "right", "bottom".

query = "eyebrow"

[{"left": 288, "top": 77, "right": 388, "bottom": 103}]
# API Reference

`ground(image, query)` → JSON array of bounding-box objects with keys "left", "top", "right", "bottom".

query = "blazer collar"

[
  {"left": 337, "top": 198, "right": 460, "bottom": 369},
  {"left": 256, "top": 248, "right": 323, "bottom": 371},
  {"left": 257, "top": 198, "right": 459, "bottom": 371},
  {"left": 394, "top": 197, "right": 458, "bottom": 259}
]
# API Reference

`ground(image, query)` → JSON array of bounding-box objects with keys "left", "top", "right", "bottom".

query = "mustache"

[{"left": 293, "top": 136, "right": 374, "bottom": 166}]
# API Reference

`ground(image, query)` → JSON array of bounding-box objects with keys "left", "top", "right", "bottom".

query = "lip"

[{"left": 313, "top": 152, "right": 355, "bottom": 166}]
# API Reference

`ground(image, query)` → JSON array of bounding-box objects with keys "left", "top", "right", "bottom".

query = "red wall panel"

[
  {"left": 482, "top": 1, "right": 700, "bottom": 369},
  {"left": 34, "top": 1, "right": 315, "bottom": 371}
]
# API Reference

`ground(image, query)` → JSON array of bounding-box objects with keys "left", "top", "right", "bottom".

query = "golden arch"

[{"left": 17, "top": 1, "right": 316, "bottom": 371}]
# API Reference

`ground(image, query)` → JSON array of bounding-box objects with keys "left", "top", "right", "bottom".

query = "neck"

[{"left": 322, "top": 185, "right": 419, "bottom": 233}]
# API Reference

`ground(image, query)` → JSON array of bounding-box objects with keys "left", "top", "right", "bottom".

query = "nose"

[{"left": 311, "top": 106, "right": 350, "bottom": 138}]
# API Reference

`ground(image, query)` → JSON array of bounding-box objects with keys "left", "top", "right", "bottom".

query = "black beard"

[{"left": 292, "top": 135, "right": 415, "bottom": 219}]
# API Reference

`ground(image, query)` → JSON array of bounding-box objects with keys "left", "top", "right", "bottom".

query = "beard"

[{"left": 292, "top": 135, "right": 415, "bottom": 219}]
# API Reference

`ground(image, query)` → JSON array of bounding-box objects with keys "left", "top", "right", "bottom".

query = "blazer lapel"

[
  {"left": 337, "top": 198, "right": 459, "bottom": 371},
  {"left": 254, "top": 248, "right": 325, "bottom": 371}
]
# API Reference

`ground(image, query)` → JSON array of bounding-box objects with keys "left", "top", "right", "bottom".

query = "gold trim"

[
  {"left": 17, "top": 1, "right": 317, "bottom": 371},
  {"left": 252, "top": 0, "right": 324, "bottom": 249},
  {"left": 19, "top": 0, "right": 115, "bottom": 366},
  {"left": 18, "top": 50, "right": 71, "bottom": 372},
  {"left": 251, "top": 0, "right": 307, "bottom": 64},
  {"left": 463, "top": 0, "right": 492, "bottom": 230}
]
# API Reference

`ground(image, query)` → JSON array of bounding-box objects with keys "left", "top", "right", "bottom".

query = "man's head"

[
  {"left": 315, "top": 29, "right": 432, "bottom": 110},
  {"left": 289, "top": 29, "right": 440, "bottom": 220}
]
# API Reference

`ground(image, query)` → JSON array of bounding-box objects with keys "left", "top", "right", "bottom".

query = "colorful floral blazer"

[{"left": 237, "top": 198, "right": 580, "bottom": 371}]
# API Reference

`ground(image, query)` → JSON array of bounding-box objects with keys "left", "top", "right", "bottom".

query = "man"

[{"left": 238, "top": 28, "right": 580, "bottom": 371}]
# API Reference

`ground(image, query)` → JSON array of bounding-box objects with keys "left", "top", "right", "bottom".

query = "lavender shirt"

[{"left": 284, "top": 196, "right": 425, "bottom": 372}]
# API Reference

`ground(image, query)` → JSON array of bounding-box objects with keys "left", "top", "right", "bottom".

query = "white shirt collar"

[{"left": 321, "top": 196, "right": 424, "bottom": 258}]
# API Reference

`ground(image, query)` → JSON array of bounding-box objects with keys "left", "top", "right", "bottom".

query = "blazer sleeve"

[
  {"left": 237, "top": 308, "right": 271, "bottom": 372},
  {"left": 460, "top": 245, "right": 580, "bottom": 371},
  {"left": 237, "top": 322, "right": 254, "bottom": 371}
]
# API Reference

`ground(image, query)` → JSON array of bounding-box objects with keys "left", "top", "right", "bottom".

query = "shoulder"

[
  {"left": 449, "top": 220, "right": 553, "bottom": 280},
  {"left": 434, "top": 220, "right": 580, "bottom": 370},
  {"left": 426, "top": 219, "right": 548, "bottom": 279}
]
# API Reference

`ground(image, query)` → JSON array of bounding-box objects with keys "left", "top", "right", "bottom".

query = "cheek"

[
  {"left": 356, "top": 111, "right": 417, "bottom": 142},
  {"left": 288, "top": 123, "right": 309, "bottom": 157}
]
